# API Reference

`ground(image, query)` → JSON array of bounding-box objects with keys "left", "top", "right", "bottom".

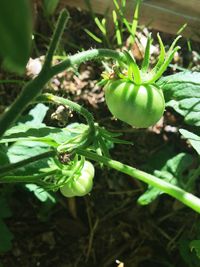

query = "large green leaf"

[
  {"left": 157, "top": 72, "right": 200, "bottom": 126},
  {"left": 1, "top": 125, "right": 66, "bottom": 146},
  {"left": 1, "top": 123, "right": 87, "bottom": 179},
  {"left": 0, "top": 0, "right": 33, "bottom": 73},
  {"left": 7, "top": 141, "right": 51, "bottom": 165},
  {"left": 1, "top": 123, "right": 88, "bottom": 148}
]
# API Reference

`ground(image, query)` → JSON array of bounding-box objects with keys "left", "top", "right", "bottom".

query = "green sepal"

[{"left": 123, "top": 50, "right": 141, "bottom": 84}]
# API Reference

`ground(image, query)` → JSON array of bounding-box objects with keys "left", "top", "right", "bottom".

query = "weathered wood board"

[{"left": 62, "top": 0, "right": 200, "bottom": 41}]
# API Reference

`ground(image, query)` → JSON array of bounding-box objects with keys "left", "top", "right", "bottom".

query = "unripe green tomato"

[
  {"left": 60, "top": 161, "right": 95, "bottom": 197},
  {"left": 104, "top": 80, "right": 165, "bottom": 128}
]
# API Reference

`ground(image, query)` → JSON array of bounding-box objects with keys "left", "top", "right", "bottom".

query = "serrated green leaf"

[
  {"left": 7, "top": 141, "right": 50, "bottom": 163},
  {"left": 1, "top": 123, "right": 88, "bottom": 148},
  {"left": 157, "top": 71, "right": 200, "bottom": 126},
  {"left": 0, "top": 0, "right": 33, "bottom": 73},
  {"left": 180, "top": 129, "right": 200, "bottom": 155}
]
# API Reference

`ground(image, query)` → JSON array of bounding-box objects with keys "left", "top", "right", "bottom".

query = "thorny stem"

[
  {"left": 0, "top": 9, "right": 192, "bottom": 214},
  {"left": 50, "top": 49, "right": 126, "bottom": 76},
  {"left": 77, "top": 149, "right": 200, "bottom": 214}
]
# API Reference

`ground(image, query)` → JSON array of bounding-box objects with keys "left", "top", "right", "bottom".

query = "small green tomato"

[
  {"left": 104, "top": 80, "right": 165, "bottom": 128},
  {"left": 60, "top": 161, "right": 95, "bottom": 197}
]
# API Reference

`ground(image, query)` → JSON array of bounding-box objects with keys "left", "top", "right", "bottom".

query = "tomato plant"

[
  {"left": 60, "top": 161, "right": 95, "bottom": 197},
  {"left": 1, "top": 6, "right": 200, "bottom": 266},
  {"left": 1, "top": 8, "right": 200, "bottom": 216},
  {"left": 104, "top": 80, "right": 165, "bottom": 128}
]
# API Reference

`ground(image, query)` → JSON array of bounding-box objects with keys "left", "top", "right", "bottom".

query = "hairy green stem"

[
  {"left": 0, "top": 49, "right": 125, "bottom": 139},
  {"left": 0, "top": 150, "right": 56, "bottom": 177},
  {"left": 77, "top": 149, "right": 200, "bottom": 214},
  {"left": 50, "top": 49, "right": 126, "bottom": 76}
]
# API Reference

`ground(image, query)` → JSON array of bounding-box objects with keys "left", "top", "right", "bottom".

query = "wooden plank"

[{"left": 62, "top": 0, "right": 200, "bottom": 41}]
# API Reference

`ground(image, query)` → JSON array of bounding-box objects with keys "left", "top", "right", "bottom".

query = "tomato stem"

[
  {"left": 50, "top": 49, "right": 126, "bottom": 76},
  {"left": 77, "top": 149, "right": 200, "bottom": 214}
]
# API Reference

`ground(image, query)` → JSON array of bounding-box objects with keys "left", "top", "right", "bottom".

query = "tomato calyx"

[{"left": 101, "top": 34, "right": 181, "bottom": 87}]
